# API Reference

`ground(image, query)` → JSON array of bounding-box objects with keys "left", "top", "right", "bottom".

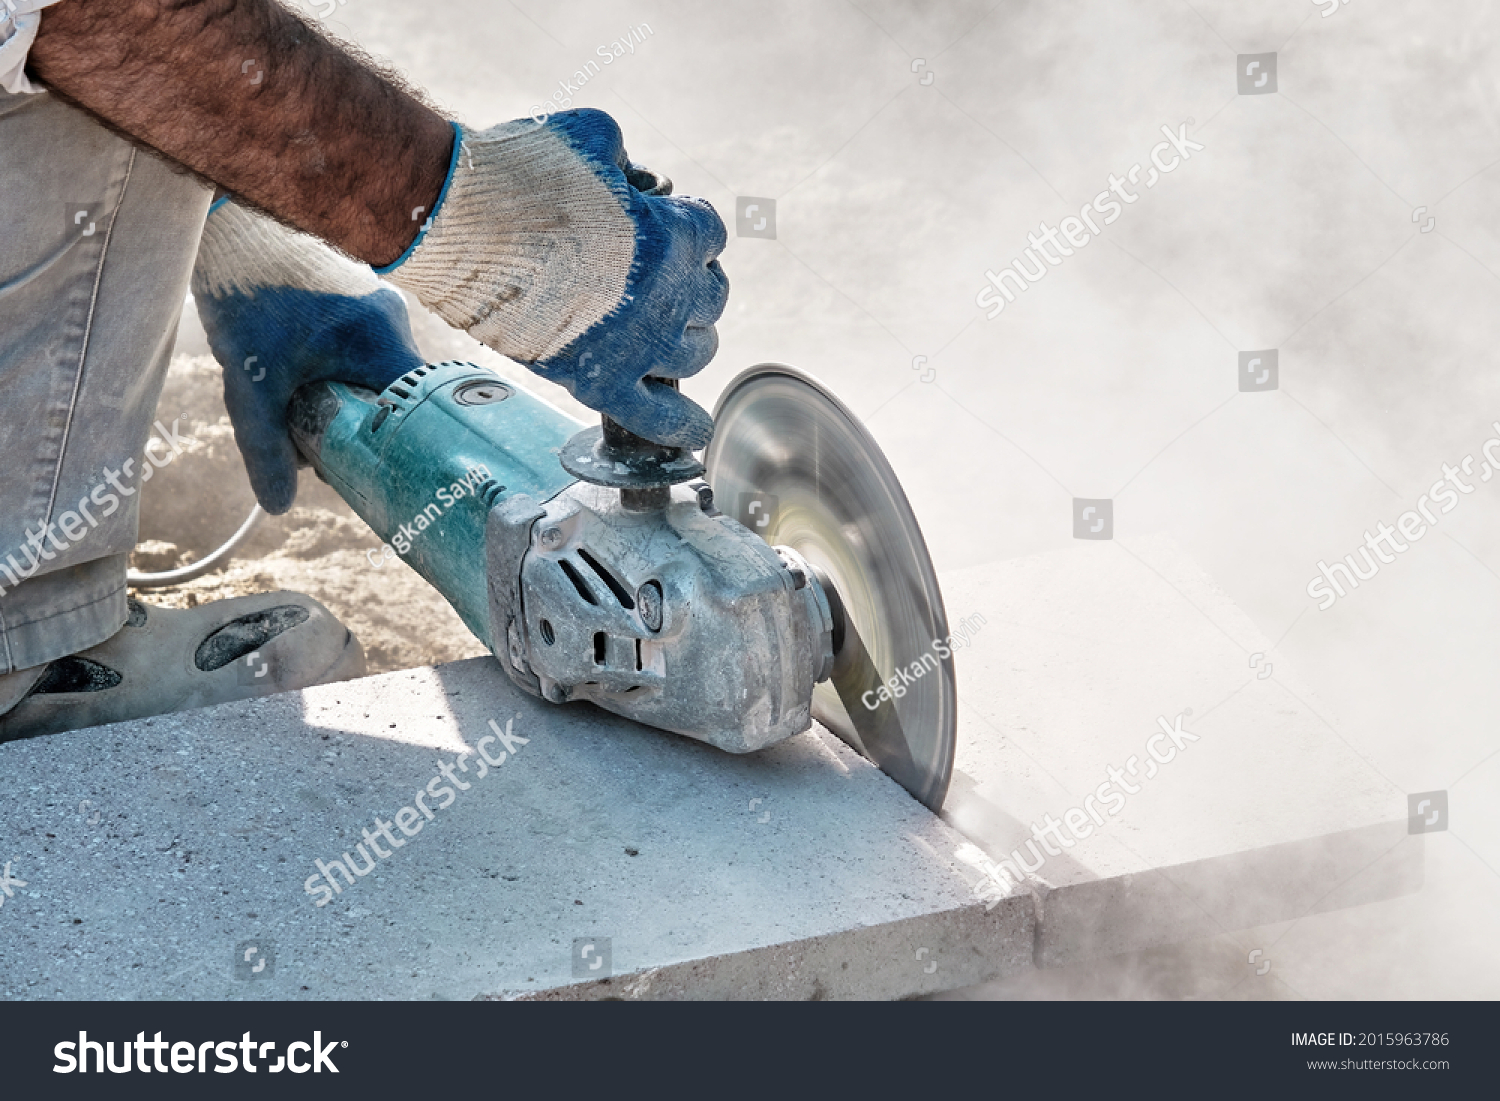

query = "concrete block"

[
  {"left": 0, "top": 659, "right": 1027, "bottom": 1001},
  {"left": 0, "top": 532, "right": 1421, "bottom": 999}
]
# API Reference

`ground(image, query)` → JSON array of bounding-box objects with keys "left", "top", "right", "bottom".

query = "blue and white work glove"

[
  {"left": 191, "top": 200, "right": 426, "bottom": 515},
  {"left": 379, "top": 109, "right": 730, "bottom": 450}
]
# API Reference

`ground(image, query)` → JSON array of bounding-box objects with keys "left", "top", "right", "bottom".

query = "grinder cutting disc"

[{"left": 706, "top": 364, "right": 955, "bottom": 811}]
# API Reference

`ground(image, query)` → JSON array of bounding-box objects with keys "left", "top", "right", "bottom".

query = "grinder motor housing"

[{"left": 289, "top": 361, "right": 835, "bottom": 753}]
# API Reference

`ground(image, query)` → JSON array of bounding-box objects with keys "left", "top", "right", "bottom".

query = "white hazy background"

[{"left": 307, "top": 0, "right": 1500, "bottom": 998}]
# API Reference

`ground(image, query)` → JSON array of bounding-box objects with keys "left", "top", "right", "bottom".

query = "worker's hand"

[
  {"left": 380, "top": 109, "right": 729, "bottom": 450},
  {"left": 191, "top": 201, "right": 425, "bottom": 515}
]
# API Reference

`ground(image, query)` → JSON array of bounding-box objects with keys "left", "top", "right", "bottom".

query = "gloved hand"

[
  {"left": 379, "top": 108, "right": 729, "bottom": 450},
  {"left": 191, "top": 200, "right": 425, "bottom": 514}
]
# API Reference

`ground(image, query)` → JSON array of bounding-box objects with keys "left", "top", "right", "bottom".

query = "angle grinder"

[{"left": 286, "top": 179, "right": 955, "bottom": 810}]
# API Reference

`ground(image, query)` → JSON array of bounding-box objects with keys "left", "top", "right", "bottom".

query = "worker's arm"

[
  {"left": 31, "top": 0, "right": 729, "bottom": 450},
  {"left": 29, "top": 0, "right": 450, "bottom": 267}
]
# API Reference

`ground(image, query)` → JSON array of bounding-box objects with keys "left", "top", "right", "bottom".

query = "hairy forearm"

[{"left": 29, "top": 0, "right": 453, "bottom": 266}]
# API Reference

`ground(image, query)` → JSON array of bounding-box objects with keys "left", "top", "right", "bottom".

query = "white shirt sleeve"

[{"left": 1, "top": 0, "right": 68, "bottom": 94}]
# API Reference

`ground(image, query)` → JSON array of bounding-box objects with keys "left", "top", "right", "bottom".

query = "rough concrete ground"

[{"left": 0, "top": 660, "right": 1032, "bottom": 1001}]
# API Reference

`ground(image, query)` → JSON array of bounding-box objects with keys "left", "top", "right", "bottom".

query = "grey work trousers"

[{"left": 0, "top": 87, "right": 212, "bottom": 674}]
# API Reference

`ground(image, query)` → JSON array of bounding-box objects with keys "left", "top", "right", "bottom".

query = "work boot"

[{"left": 0, "top": 591, "right": 365, "bottom": 741}]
